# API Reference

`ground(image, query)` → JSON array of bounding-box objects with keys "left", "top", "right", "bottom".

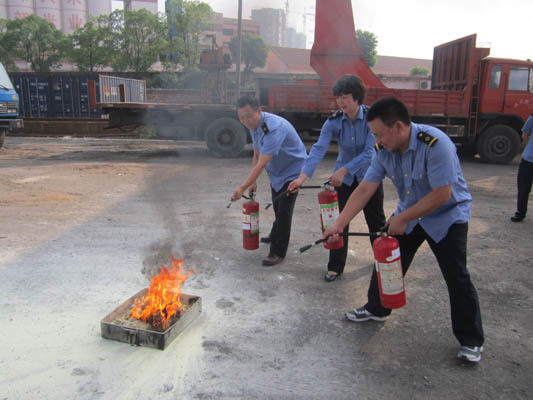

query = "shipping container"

[{"left": 9, "top": 72, "right": 103, "bottom": 119}]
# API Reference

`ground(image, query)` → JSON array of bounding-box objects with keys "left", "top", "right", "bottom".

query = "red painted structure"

[{"left": 310, "top": 0, "right": 384, "bottom": 87}]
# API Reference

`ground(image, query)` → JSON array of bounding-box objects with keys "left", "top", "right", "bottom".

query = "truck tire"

[
  {"left": 205, "top": 117, "right": 247, "bottom": 158},
  {"left": 476, "top": 124, "right": 520, "bottom": 164},
  {"left": 0, "top": 130, "right": 5, "bottom": 149}
]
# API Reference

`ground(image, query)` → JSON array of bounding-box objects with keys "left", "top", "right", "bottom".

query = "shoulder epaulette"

[
  {"left": 328, "top": 110, "right": 343, "bottom": 120},
  {"left": 375, "top": 144, "right": 384, "bottom": 151},
  {"left": 417, "top": 131, "right": 438, "bottom": 147},
  {"left": 262, "top": 122, "right": 269, "bottom": 134}
]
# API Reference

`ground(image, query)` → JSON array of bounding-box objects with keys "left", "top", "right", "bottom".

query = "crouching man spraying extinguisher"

[
  {"left": 323, "top": 97, "right": 485, "bottom": 363},
  {"left": 231, "top": 95, "right": 307, "bottom": 266}
]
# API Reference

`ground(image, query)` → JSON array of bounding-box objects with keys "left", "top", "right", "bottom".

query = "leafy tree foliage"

[
  {"left": 229, "top": 33, "right": 268, "bottom": 84},
  {"left": 5, "top": 15, "right": 66, "bottom": 72},
  {"left": 67, "top": 16, "right": 112, "bottom": 72},
  {"left": 165, "top": 0, "right": 213, "bottom": 69},
  {"left": 356, "top": 29, "right": 378, "bottom": 67},
  {"left": 409, "top": 66, "right": 430, "bottom": 76},
  {"left": 105, "top": 9, "right": 168, "bottom": 72},
  {"left": 0, "top": 19, "right": 17, "bottom": 70}
]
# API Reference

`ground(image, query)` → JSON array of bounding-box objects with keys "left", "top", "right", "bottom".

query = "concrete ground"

[{"left": 0, "top": 137, "right": 531, "bottom": 400}]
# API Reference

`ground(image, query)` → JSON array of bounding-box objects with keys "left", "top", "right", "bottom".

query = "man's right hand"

[
  {"left": 323, "top": 222, "right": 343, "bottom": 242},
  {"left": 288, "top": 176, "right": 306, "bottom": 193}
]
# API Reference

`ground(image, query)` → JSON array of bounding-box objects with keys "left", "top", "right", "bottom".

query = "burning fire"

[{"left": 130, "top": 256, "right": 194, "bottom": 330}]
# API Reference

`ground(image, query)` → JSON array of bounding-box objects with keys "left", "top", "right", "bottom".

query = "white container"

[
  {"left": 61, "top": 9, "right": 86, "bottom": 34},
  {"left": 0, "top": 1, "right": 8, "bottom": 19},
  {"left": 7, "top": 0, "right": 34, "bottom": 19},
  {"left": 35, "top": 0, "right": 62, "bottom": 30},
  {"left": 87, "top": 0, "right": 112, "bottom": 17}
]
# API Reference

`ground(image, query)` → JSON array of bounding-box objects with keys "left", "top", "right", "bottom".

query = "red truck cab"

[{"left": 480, "top": 58, "right": 533, "bottom": 119}]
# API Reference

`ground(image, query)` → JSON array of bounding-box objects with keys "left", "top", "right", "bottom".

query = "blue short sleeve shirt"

[
  {"left": 364, "top": 123, "right": 472, "bottom": 243},
  {"left": 249, "top": 112, "right": 307, "bottom": 192},
  {"left": 301, "top": 105, "right": 377, "bottom": 185},
  {"left": 521, "top": 115, "right": 533, "bottom": 162}
]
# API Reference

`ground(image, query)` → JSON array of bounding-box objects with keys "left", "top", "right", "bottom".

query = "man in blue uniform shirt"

[
  {"left": 288, "top": 75, "right": 386, "bottom": 282},
  {"left": 511, "top": 115, "right": 533, "bottom": 222},
  {"left": 231, "top": 95, "right": 307, "bottom": 266},
  {"left": 324, "top": 97, "right": 484, "bottom": 363}
]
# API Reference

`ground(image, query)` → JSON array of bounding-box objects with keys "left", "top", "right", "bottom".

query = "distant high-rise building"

[
  {"left": 251, "top": 8, "right": 286, "bottom": 47},
  {"left": 124, "top": 0, "right": 157, "bottom": 13},
  {"left": 286, "top": 27, "right": 306, "bottom": 49}
]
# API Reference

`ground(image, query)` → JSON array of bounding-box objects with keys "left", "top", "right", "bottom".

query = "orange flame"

[{"left": 130, "top": 256, "right": 194, "bottom": 330}]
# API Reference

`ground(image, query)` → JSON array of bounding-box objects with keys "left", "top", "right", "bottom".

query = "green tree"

[
  {"left": 409, "top": 66, "right": 430, "bottom": 76},
  {"left": 105, "top": 9, "right": 168, "bottom": 72},
  {"left": 67, "top": 15, "right": 112, "bottom": 72},
  {"left": 0, "top": 19, "right": 17, "bottom": 70},
  {"left": 165, "top": 0, "right": 213, "bottom": 68},
  {"left": 229, "top": 33, "right": 268, "bottom": 85},
  {"left": 356, "top": 29, "right": 378, "bottom": 67},
  {"left": 5, "top": 15, "right": 66, "bottom": 72}
]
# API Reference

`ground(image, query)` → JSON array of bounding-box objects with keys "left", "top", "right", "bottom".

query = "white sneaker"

[
  {"left": 457, "top": 346, "right": 484, "bottom": 363},
  {"left": 345, "top": 306, "right": 388, "bottom": 322}
]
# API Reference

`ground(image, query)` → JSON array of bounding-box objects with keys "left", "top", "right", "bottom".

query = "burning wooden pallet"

[{"left": 101, "top": 257, "right": 201, "bottom": 350}]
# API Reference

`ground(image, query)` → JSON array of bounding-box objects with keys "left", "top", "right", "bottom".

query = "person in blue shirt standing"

[
  {"left": 511, "top": 115, "right": 533, "bottom": 222},
  {"left": 231, "top": 95, "right": 307, "bottom": 266},
  {"left": 324, "top": 97, "right": 484, "bottom": 363},
  {"left": 288, "top": 75, "right": 386, "bottom": 282}
]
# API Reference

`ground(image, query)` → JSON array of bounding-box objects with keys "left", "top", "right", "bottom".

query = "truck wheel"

[
  {"left": 0, "top": 130, "right": 5, "bottom": 149},
  {"left": 476, "top": 124, "right": 520, "bottom": 164},
  {"left": 205, "top": 117, "right": 247, "bottom": 158}
]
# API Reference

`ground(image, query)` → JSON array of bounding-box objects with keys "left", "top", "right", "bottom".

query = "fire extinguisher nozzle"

[{"left": 299, "top": 244, "right": 313, "bottom": 253}]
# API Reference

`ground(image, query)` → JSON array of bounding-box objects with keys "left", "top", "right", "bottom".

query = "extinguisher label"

[
  {"left": 243, "top": 212, "right": 259, "bottom": 233},
  {"left": 250, "top": 211, "right": 259, "bottom": 233},
  {"left": 320, "top": 202, "right": 339, "bottom": 228},
  {"left": 376, "top": 260, "right": 404, "bottom": 295}
]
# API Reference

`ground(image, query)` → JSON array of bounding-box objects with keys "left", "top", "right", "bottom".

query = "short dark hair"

[
  {"left": 332, "top": 74, "right": 365, "bottom": 104},
  {"left": 236, "top": 95, "right": 259, "bottom": 110},
  {"left": 367, "top": 97, "right": 411, "bottom": 127}
]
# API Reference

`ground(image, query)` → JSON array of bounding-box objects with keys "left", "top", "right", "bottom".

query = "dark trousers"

[
  {"left": 328, "top": 179, "right": 386, "bottom": 274},
  {"left": 269, "top": 181, "right": 298, "bottom": 258},
  {"left": 516, "top": 158, "right": 533, "bottom": 217},
  {"left": 365, "top": 223, "right": 484, "bottom": 347}
]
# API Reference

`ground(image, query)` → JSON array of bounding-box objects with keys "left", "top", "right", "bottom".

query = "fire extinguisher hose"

[
  {"left": 265, "top": 181, "right": 331, "bottom": 209},
  {"left": 299, "top": 231, "right": 386, "bottom": 253}
]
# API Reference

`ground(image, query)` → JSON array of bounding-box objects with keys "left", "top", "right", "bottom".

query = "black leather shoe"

[
  {"left": 262, "top": 253, "right": 284, "bottom": 266},
  {"left": 260, "top": 236, "right": 272, "bottom": 243},
  {"left": 511, "top": 213, "right": 525, "bottom": 222},
  {"left": 324, "top": 271, "right": 341, "bottom": 282}
]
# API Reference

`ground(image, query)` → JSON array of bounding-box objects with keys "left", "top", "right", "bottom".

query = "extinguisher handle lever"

[
  {"left": 265, "top": 184, "right": 327, "bottom": 210},
  {"left": 300, "top": 231, "right": 387, "bottom": 253}
]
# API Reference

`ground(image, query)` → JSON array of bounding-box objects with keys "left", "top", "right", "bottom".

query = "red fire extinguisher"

[
  {"left": 373, "top": 235, "right": 406, "bottom": 309},
  {"left": 242, "top": 194, "right": 259, "bottom": 250},
  {"left": 318, "top": 185, "right": 343, "bottom": 250}
]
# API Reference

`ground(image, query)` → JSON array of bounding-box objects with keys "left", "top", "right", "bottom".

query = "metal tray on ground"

[{"left": 101, "top": 289, "right": 201, "bottom": 350}]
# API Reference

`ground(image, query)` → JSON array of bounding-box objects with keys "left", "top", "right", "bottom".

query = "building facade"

[
  {"left": 0, "top": 0, "right": 157, "bottom": 35},
  {"left": 251, "top": 8, "right": 286, "bottom": 47},
  {"left": 124, "top": 0, "right": 157, "bottom": 13}
]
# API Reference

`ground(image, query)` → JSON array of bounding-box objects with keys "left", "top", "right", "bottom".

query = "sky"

[{"left": 150, "top": 0, "right": 533, "bottom": 61}]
